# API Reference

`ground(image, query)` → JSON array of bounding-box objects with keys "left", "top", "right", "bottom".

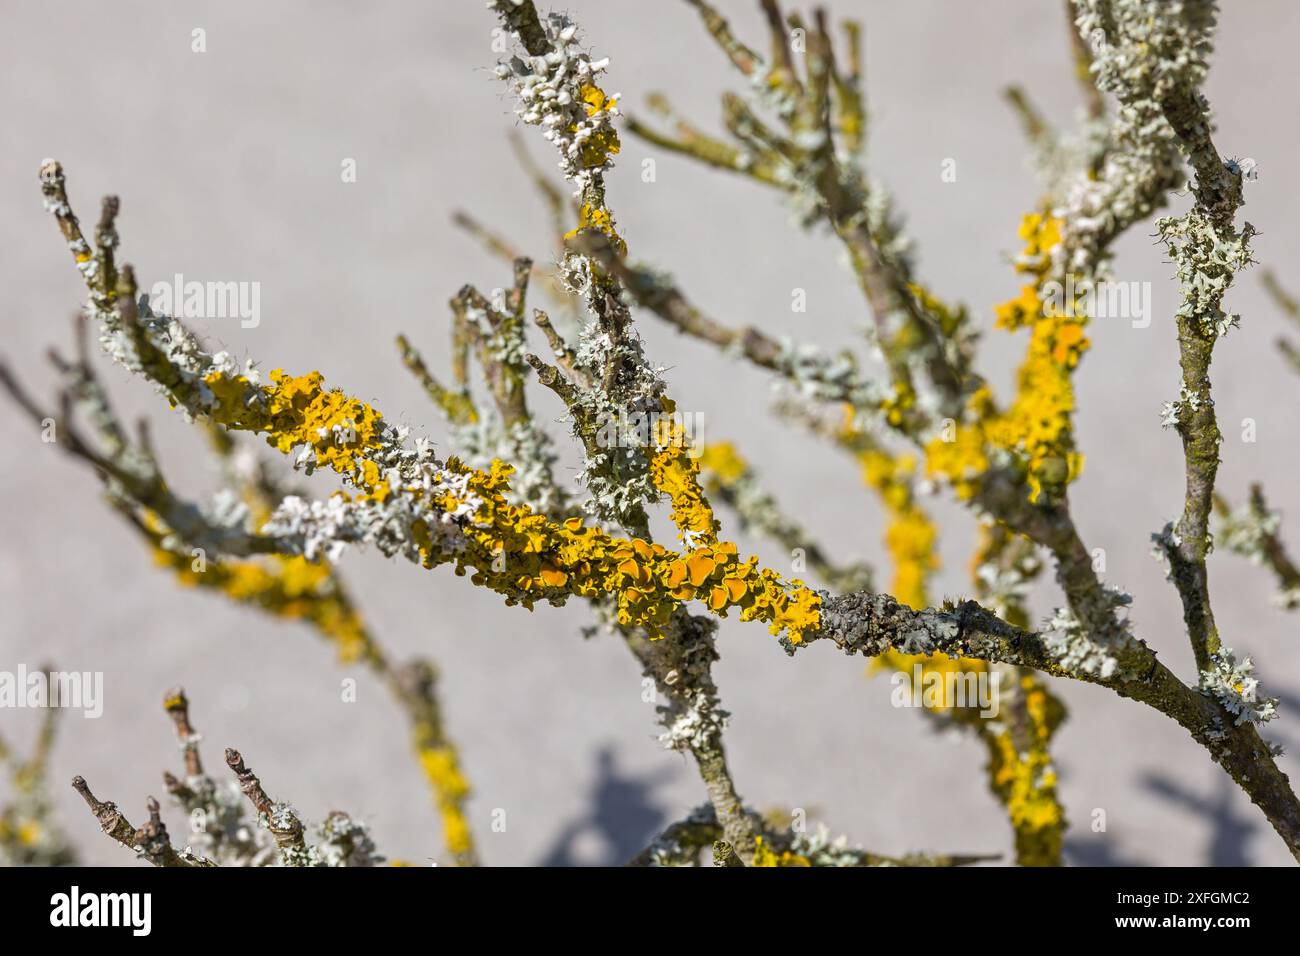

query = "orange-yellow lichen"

[
  {"left": 17, "top": 821, "right": 42, "bottom": 846},
  {"left": 751, "top": 836, "right": 812, "bottom": 867},
  {"left": 574, "top": 82, "right": 621, "bottom": 169},
  {"left": 564, "top": 202, "right": 627, "bottom": 256},
  {"left": 878, "top": 382, "right": 916, "bottom": 430},
  {"left": 908, "top": 281, "right": 970, "bottom": 340},
  {"left": 203, "top": 369, "right": 387, "bottom": 486},
  {"left": 984, "top": 674, "right": 1066, "bottom": 866},
  {"left": 836, "top": 415, "right": 1008, "bottom": 746},
  {"left": 960, "top": 524, "right": 1066, "bottom": 865},
  {"left": 199, "top": 369, "right": 821, "bottom": 643},
  {"left": 843, "top": 432, "right": 935, "bottom": 612},
  {"left": 650, "top": 399, "right": 719, "bottom": 546},
  {"left": 924, "top": 210, "right": 1085, "bottom": 503},
  {"left": 158, "top": 548, "right": 374, "bottom": 665},
  {"left": 418, "top": 745, "right": 474, "bottom": 861},
  {"left": 696, "top": 442, "right": 748, "bottom": 486},
  {"left": 579, "top": 82, "right": 617, "bottom": 117}
]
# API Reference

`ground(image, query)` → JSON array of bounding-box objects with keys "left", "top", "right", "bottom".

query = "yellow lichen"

[
  {"left": 838, "top": 418, "right": 979, "bottom": 702},
  {"left": 564, "top": 202, "right": 627, "bottom": 256},
  {"left": 198, "top": 369, "right": 822, "bottom": 644},
  {"left": 840, "top": 425, "right": 935, "bottom": 612},
  {"left": 573, "top": 82, "right": 621, "bottom": 169},
  {"left": 17, "top": 821, "right": 41, "bottom": 847},
  {"left": 924, "top": 210, "right": 1085, "bottom": 503},
  {"left": 984, "top": 674, "right": 1067, "bottom": 866},
  {"left": 650, "top": 398, "right": 719, "bottom": 546},
  {"left": 751, "top": 835, "right": 812, "bottom": 867},
  {"left": 158, "top": 548, "right": 374, "bottom": 665},
  {"left": 696, "top": 441, "right": 748, "bottom": 486},
  {"left": 418, "top": 746, "right": 474, "bottom": 860}
]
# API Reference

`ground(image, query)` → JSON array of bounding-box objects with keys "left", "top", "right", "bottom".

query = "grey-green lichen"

[
  {"left": 641, "top": 615, "right": 730, "bottom": 754},
  {"left": 1198, "top": 648, "right": 1278, "bottom": 726},
  {"left": 488, "top": 1, "right": 620, "bottom": 195},
  {"left": 1215, "top": 499, "right": 1277, "bottom": 564},
  {"left": 1157, "top": 208, "right": 1256, "bottom": 339},
  {"left": 569, "top": 325, "right": 668, "bottom": 529},
  {"left": 1042, "top": 604, "right": 1116, "bottom": 679},
  {"left": 167, "top": 774, "right": 274, "bottom": 866}
]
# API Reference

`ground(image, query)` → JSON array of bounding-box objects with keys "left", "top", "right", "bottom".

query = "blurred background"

[{"left": 3, "top": 0, "right": 1300, "bottom": 866}]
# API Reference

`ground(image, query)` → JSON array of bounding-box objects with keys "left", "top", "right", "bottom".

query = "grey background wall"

[{"left": 3, "top": 0, "right": 1299, "bottom": 866}]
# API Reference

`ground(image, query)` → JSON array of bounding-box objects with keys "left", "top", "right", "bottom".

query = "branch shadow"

[
  {"left": 1139, "top": 772, "right": 1257, "bottom": 866},
  {"left": 535, "top": 745, "right": 677, "bottom": 866},
  {"left": 1063, "top": 834, "right": 1152, "bottom": 867}
]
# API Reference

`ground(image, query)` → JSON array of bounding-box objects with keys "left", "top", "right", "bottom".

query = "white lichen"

[{"left": 1198, "top": 647, "right": 1278, "bottom": 725}]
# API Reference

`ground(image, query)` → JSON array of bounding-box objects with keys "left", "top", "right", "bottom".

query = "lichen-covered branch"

[
  {"left": 626, "top": 803, "right": 996, "bottom": 867},
  {"left": 805, "top": 589, "right": 1299, "bottom": 859},
  {"left": 12, "top": 0, "right": 1300, "bottom": 871},
  {"left": 0, "top": 692, "right": 77, "bottom": 866},
  {"left": 75, "top": 692, "right": 382, "bottom": 867},
  {"left": 633, "top": 0, "right": 977, "bottom": 433},
  {"left": 1120, "top": 0, "right": 1261, "bottom": 703},
  {"left": 697, "top": 441, "right": 873, "bottom": 594},
  {"left": 1214, "top": 487, "right": 1300, "bottom": 611},
  {"left": 1262, "top": 270, "right": 1300, "bottom": 375},
  {"left": 1, "top": 329, "right": 480, "bottom": 865}
]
